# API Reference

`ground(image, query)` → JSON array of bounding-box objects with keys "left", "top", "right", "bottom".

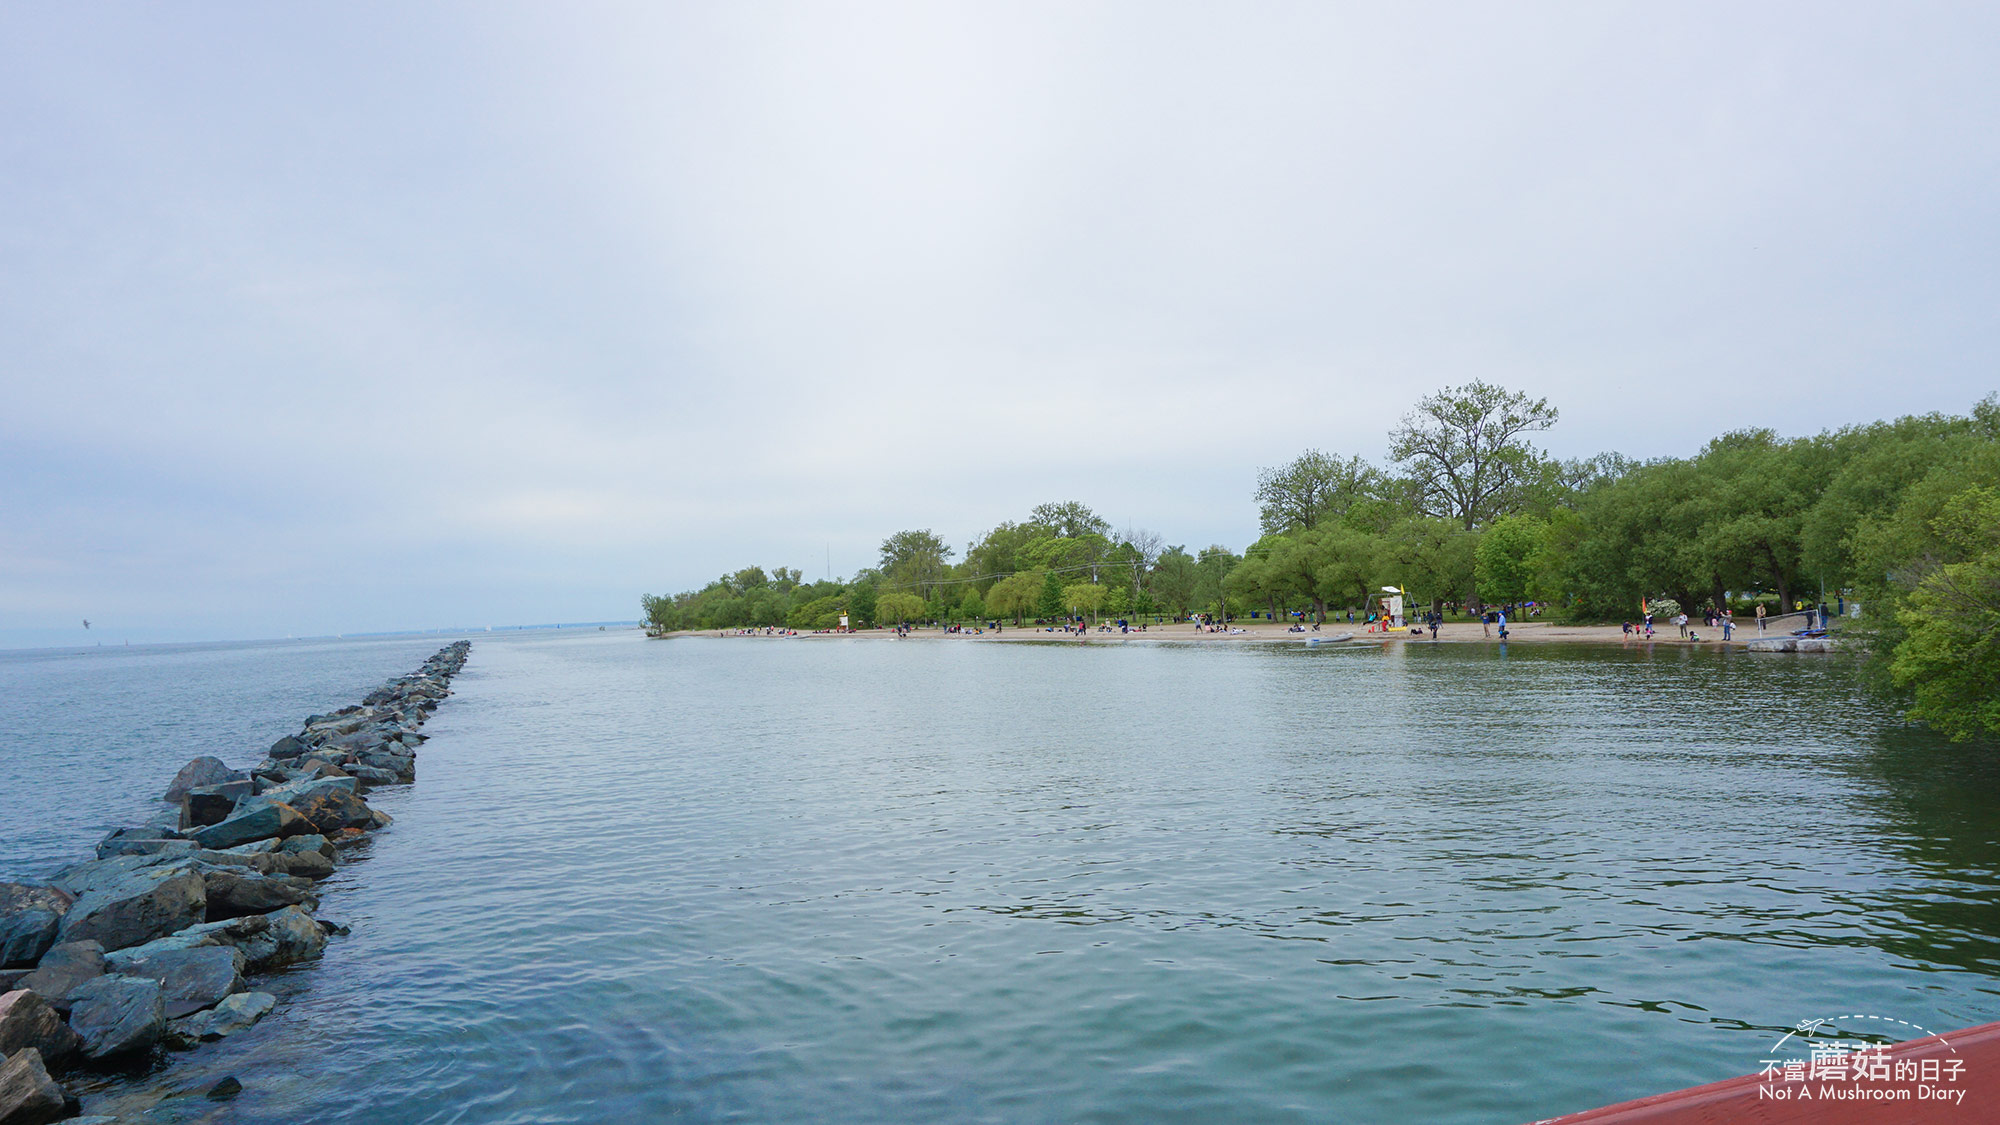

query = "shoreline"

[{"left": 659, "top": 619, "right": 1836, "bottom": 649}]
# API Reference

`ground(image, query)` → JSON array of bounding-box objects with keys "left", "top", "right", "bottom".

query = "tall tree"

[
  {"left": 1254, "top": 450, "right": 1381, "bottom": 534},
  {"left": 879, "top": 529, "right": 954, "bottom": 598},
  {"left": 1150, "top": 546, "right": 1199, "bottom": 617},
  {"left": 986, "top": 571, "right": 1043, "bottom": 625},
  {"left": 1029, "top": 501, "right": 1111, "bottom": 540},
  {"left": 1389, "top": 381, "right": 1559, "bottom": 530}
]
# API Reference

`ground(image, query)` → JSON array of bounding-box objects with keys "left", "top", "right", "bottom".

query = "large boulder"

[
  {"left": 47, "top": 853, "right": 184, "bottom": 899},
  {"left": 98, "top": 917, "right": 264, "bottom": 962},
  {"left": 167, "top": 991, "right": 274, "bottom": 1045},
  {"left": 105, "top": 906, "right": 319, "bottom": 973},
  {"left": 258, "top": 778, "right": 375, "bottom": 836},
  {"left": 66, "top": 974, "right": 165, "bottom": 1061},
  {"left": 101, "top": 946, "right": 242, "bottom": 1019},
  {"left": 239, "top": 906, "right": 325, "bottom": 971},
  {"left": 92, "top": 830, "right": 197, "bottom": 862},
  {"left": 0, "top": 887, "right": 70, "bottom": 969},
  {"left": 0, "top": 1048, "right": 71, "bottom": 1125},
  {"left": 182, "top": 780, "right": 253, "bottom": 828},
  {"left": 13, "top": 943, "right": 102, "bottom": 1014},
  {"left": 187, "top": 798, "right": 308, "bottom": 850},
  {"left": 267, "top": 734, "right": 309, "bottom": 760},
  {"left": 164, "top": 756, "right": 245, "bottom": 802},
  {"left": 0, "top": 991, "right": 81, "bottom": 1066},
  {"left": 199, "top": 868, "right": 317, "bottom": 920},
  {"left": 56, "top": 861, "right": 206, "bottom": 953}
]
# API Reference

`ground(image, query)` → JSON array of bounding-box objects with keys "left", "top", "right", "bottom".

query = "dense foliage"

[{"left": 644, "top": 385, "right": 2000, "bottom": 740}]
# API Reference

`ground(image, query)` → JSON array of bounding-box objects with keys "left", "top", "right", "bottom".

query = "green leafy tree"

[
  {"left": 1194, "top": 545, "right": 1241, "bottom": 619},
  {"left": 877, "top": 591, "right": 926, "bottom": 624},
  {"left": 1312, "top": 525, "right": 1381, "bottom": 615},
  {"left": 986, "top": 572, "right": 1043, "bottom": 625},
  {"left": 1389, "top": 381, "right": 1559, "bottom": 530},
  {"left": 1038, "top": 570, "right": 1066, "bottom": 619},
  {"left": 1150, "top": 546, "right": 1199, "bottom": 617},
  {"left": 1104, "top": 584, "right": 1130, "bottom": 616},
  {"left": 960, "top": 592, "right": 987, "bottom": 623},
  {"left": 1475, "top": 515, "right": 1545, "bottom": 605},
  {"left": 1255, "top": 450, "right": 1382, "bottom": 534},
  {"left": 1889, "top": 487, "right": 2000, "bottom": 740},
  {"left": 1029, "top": 501, "right": 1111, "bottom": 540},
  {"left": 848, "top": 582, "right": 878, "bottom": 628},
  {"left": 879, "top": 530, "right": 954, "bottom": 599},
  {"left": 1063, "top": 582, "right": 1108, "bottom": 622}
]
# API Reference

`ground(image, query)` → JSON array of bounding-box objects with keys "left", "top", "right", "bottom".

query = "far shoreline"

[{"left": 656, "top": 619, "right": 1833, "bottom": 649}]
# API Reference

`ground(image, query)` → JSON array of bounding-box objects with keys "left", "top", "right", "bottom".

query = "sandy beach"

[{"left": 672, "top": 618, "right": 1789, "bottom": 647}]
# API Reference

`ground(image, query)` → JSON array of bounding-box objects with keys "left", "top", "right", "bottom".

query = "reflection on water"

[{"left": 4, "top": 632, "right": 1997, "bottom": 1124}]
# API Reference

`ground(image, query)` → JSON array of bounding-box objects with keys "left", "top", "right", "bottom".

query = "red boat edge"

[{"left": 1531, "top": 1020, "right": 2000, "bottom": 1124}]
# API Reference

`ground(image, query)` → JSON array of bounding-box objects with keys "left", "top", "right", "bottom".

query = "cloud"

[{"left": 2, "top": 1, "right": 1996, "bottom": 642}]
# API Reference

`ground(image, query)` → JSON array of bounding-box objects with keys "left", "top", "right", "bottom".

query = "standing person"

[
  {"left": 1497, "top": 609, "right": 1509, "bottom": 640},
  {"left": 1722, "top": 615, "right": 1733, "bottom": 641},
  {"left": 1675, "top": 612, "right": 1688, "bottom": 638},
  {"left": 1756, "top": 603, "right": 1766, "bottom": 633}
]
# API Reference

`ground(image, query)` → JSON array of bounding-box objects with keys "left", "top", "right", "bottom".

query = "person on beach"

[
  {"left": 1496, "top": 609, "right": 1508, "bottom": 640},
  {"left": 1721, "top": 616, "right": 1732, "bottom": 640},
  {"left": 1481, "top": 611, "right": 1492, "bottom": 638},
  {"left": 1622, "top": 621, "right": 1633, "bottom": 637},
  {"left": 1756, "top": 603, "right": 1766, "bottom": 633},
  {"left": 1427, "top": 611, "right": 1440, "bottom": 640}
]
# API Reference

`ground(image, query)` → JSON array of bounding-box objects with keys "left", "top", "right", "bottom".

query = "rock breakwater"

[{"left": 0, "top": 640, "right": 469, "bottom": 1123}]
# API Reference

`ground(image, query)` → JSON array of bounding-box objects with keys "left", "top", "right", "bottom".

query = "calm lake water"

[{"left": 4, "top": 630, "right": 1998, "bottom": 1123}]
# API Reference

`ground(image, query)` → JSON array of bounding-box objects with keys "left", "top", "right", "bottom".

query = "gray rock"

[
  {"left": 168, "top": 991, "right": 274, "bottom": 1043},
  {"left": 259, "top": 779, "right": 374, "bottom": 836},
  {"left": 102, "top": 916, "right": 266, "bottom": 963},
  {"left": 57, "top": 862, "right": 206, "bottom": 953},
  {"left": 142, "top": 803, "right": 186, "bottom": 831},
  {"left": 163, "top": 756, "right": 244, "bottom": 803},
  {"left": 0, "top": 887, "right": 70, "bottom": 969},
  {"left": 0, "top": 990, "right": 82, "bottom": 1065},
  {"left": 182, "top": 780, "right": 255, "bottom": 828},
  {"left": 344, "top": 764, "right": 399, "bottom": 787},
  {"left": 67, "top": 974, "right": 165, "bottom": 1061},
  {"left": 0, "top": 1047, "right": 70, "bottom": 1125},
  {"left": 93, "top": 834, "right": 197, "bottom": 862},
  {"left": 199, "top": 868, "right": 317, "bottom": 920},
  {"left": 107, "top": 906, "right": 317, "bottom": 973},
  {"left": 47, "top": 853, "right": 185, "bottom": 899},
  {"left": 101, "top": 946, "right": 242, "bottom": 1019},
  {"left": 187, "top": 799, "right": 308, "bottom": 850},
  {"left": 267, "top": 734, "right": 308, "bottom": 760},
  {"left": 0, "top": 974, "right": 23, "bottom": 995},
  {"left": 279, "top": 835, "right": 334, "bottom": 859},
  {"left": 193, "top": 849, "right": 333, "bottom": 881},
  {"left": 218, "top": 839, "right": 281, "bottom": 856},
  {"left": 13, "top": 943, "right": 102, "bottom": 1014},
  {"left": 265, "top": 850, "right": 335, "bottom": 880},
  {"left": 238, "top": 906, "right": 325, "bottom": 971}
]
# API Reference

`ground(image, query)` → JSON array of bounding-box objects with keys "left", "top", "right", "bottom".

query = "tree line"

[{"left": 643, "top": 383, "right": 2000, "bottom": 740}]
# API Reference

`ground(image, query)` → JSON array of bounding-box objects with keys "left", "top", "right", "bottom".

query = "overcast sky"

[{"left": 3, "top": 3, "right": 1996, "bottom": 646}]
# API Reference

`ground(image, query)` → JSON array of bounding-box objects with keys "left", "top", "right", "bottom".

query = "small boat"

[{"left": 1304, "top": 633, "right": 1356, "bottom": 646}]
